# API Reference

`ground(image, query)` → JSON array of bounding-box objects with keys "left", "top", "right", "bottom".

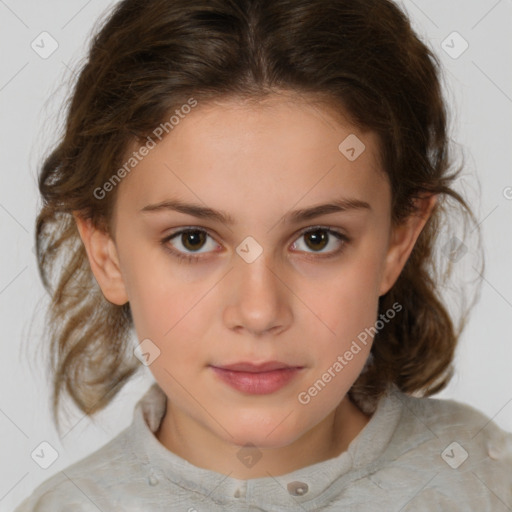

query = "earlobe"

[
  {"left": 378, "top": 195, "right": 437, "bottom": 296},
  {"left": 73, "top": 213, "right": 129, "bottom": 305}
]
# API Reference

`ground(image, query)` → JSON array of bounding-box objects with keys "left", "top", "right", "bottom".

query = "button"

[
  {"left": 287, "top": 481, "right": 309, "bottom": 496},
  {"left": 233, "top": 485, "right": 246, "bottom": 498},
  {"left": 148, "top": 470, "right": 159, "bottom": 486}
]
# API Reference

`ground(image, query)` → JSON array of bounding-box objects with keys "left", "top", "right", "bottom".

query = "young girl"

[{"left": 15, "top": 0, "right": 512, "bottom": 510}]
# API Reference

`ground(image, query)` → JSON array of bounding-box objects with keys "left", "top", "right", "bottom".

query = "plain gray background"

[{"left": 1, "top": 0, "right": 511, "bottom": 510}]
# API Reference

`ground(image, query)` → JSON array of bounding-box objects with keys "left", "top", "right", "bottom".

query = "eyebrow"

[{"left": 140, "top": 197, "right": 371, "bottom": 225}]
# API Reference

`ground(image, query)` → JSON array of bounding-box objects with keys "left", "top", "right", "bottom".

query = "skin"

[{"left": 75, "top": 92, "right": 435, "bottom": 479}]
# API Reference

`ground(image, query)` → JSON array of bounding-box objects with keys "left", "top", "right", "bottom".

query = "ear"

[
  {"left": 378, "top": 194, "right": 437, "bottom": 296},
  {"left": 73, "top": 213, "right": 129, "bottom": 305}
]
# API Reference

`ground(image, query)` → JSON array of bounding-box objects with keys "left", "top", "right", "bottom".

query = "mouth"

[{"left": 209, "top": 361, "right": 304, "bottom": 394}]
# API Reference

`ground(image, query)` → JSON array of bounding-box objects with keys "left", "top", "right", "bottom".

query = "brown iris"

[
  {"left": 304, "top": 229, "right": 328, "bottom": 251},
  {"left": 181, "top": 230, "right": 207, "bottom": 251}
]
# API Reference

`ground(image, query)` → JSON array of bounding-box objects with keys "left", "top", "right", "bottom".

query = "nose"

[{"left": 222, "top": 251, "right": 293, "bottom": 337}]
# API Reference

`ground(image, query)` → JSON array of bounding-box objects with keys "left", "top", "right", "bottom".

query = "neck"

[{"left": 156, "top": 395, "right": 371, "bottom": 479}]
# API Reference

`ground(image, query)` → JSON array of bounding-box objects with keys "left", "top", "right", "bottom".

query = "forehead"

[
  {"left": 115, "top": 94, "right": 389, "bottom": 223},
  {"left": 159, "top": 94, "right": 379, "bottom": 168}
]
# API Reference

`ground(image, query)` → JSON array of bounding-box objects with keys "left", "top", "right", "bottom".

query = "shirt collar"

[{"left": 129, "top": 382, "right": 404, "bottom": 508}]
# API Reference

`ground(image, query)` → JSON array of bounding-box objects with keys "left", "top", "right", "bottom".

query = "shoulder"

[
  {"left": 14, "top": 384, "right": 170, "bottom": 511},
  {"left": 394, "top": 391, "right": 512, "bottom": 451},
  {"left": 377, "top": 390, "right": 512, "bottom": 510},
  {"left": 13, "top": 427, "right": 139, "bottom": 512},
  {"left": 13, "top": 475, "right": 107, "bottom": 512}
]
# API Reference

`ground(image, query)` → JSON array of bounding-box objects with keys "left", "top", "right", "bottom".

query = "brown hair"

[{"left": 35, "top": 0, "right": 482, "bottom": 430}]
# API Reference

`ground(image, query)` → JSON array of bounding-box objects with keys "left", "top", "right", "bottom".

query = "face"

[{"left": 79, "top": 93, "right": 427, "bottom": 450}]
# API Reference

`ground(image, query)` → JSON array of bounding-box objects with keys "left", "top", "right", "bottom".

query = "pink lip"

[{"left": 210, "top": 361, "right": 303, "bottom": 394}]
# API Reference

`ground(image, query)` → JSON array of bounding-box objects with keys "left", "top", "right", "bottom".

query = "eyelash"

[{"left": 161, "top": 226, "right": 350, "bottom": 264}]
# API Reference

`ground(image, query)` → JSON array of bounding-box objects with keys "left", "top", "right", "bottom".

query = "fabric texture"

[{"left": 14, "top": 382, "right": 512, "bottom": 511}]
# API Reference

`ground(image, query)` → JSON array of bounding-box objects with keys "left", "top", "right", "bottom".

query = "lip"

[
  {"left": 210, "top": 361, "right": 303, "bottom": 394},
  {"left": 214, "top": 361, "right": 299, "bottom": 372}
]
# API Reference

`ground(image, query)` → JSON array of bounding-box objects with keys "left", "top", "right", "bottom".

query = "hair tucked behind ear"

[{"left": 35, "top": 0, "right": 482, "bottom": 431}]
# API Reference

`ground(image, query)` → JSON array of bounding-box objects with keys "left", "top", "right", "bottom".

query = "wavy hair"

[{"left": 34, "top": 0, "right": 482, "bottom": 430}]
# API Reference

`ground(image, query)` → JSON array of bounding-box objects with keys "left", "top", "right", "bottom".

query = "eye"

[
  {"left": 161, "top": 226, "right": 349, "bottom": 264},
  {"left": 290, "top": 227, "right": 348, "bottom": 256},
  {"left": 161, "top": 228, "right": 219, "bottom": 262}
]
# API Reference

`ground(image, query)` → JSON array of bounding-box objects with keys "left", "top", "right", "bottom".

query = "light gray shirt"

[{"left": 14, "top": 383, "right": 512, "bottom": 511}]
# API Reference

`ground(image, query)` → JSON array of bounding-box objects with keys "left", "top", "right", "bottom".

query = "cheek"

[
  {"left": 293, "top": 264, "right": 380, "bottom": 412},
  {"left": 298, "top": 244, "right": 386, "bottom": 395},
  {"left": 123, "top": 256, "right": 218, "bottom": 382},
  {"left": 308, "top": 251, "right": 385, "bottom": 341},
  {"left": 120, "top": 245, "right": 198, "bottom": 341}
]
